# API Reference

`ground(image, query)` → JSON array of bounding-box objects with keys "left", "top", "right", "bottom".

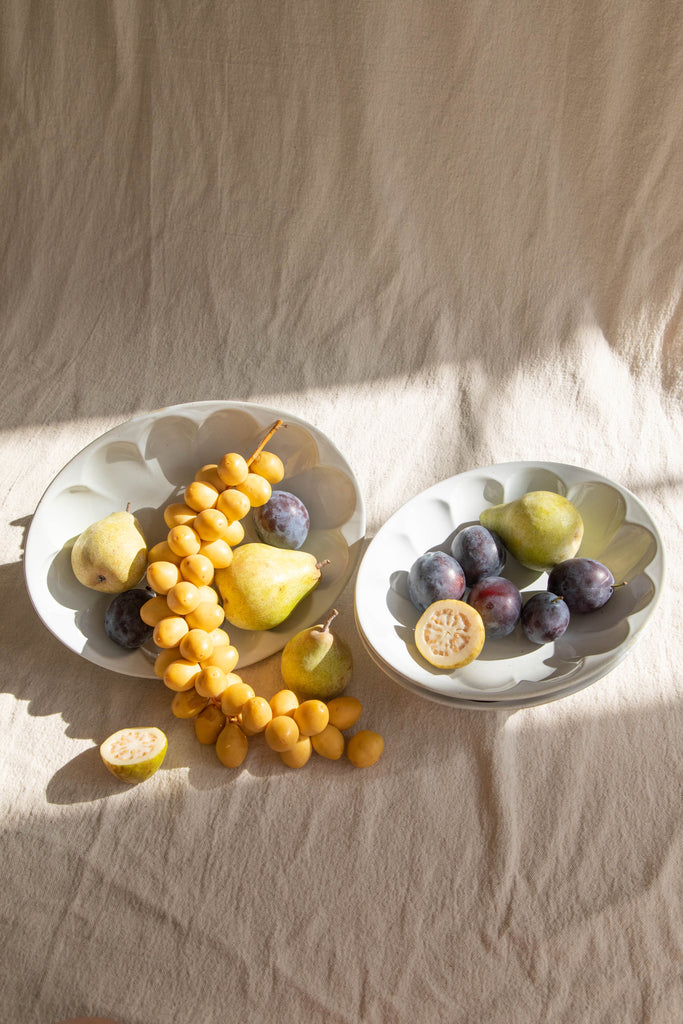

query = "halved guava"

[{"left": 100, "top": 726, "right": 167, "bottom": 784}]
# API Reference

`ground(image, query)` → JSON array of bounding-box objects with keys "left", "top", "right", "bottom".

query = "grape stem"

[{"left": 247, "top": 419, "right": 284, "bottom": 466}]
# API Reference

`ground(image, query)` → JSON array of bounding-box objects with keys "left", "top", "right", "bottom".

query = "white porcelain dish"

[
  {"left": 25, "top": 401, "right": 365, "bottom": 677},
  {"left": 354, "top": 462, "right": 664, "bottom": 707}
]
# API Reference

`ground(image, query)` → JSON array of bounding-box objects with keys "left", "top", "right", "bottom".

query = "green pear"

[
  {"left": 215, "top": 543, "right": 325, "bottom": 630},
  {"left": 71, "top": 504, "right": 148, "bottom": 593},
  {"left": 479, "top": 490, "right": 583, "bottom": 572},
  {"left": 280, "top": 608, "right": 353, "bottom": 700}
]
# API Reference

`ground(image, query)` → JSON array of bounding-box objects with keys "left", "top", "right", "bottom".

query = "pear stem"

[
  {"left": 247, "top": 419, "right": 284, "bottom": 466},
  {"left": 321, "top": 608, "right": 339, "bottom": 633},
  {"left": 315, "top": 559, "right": 331, "bottom": 572}
]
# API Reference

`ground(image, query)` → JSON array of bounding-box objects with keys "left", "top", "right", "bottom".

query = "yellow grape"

[
  {"left": 216, "top": 488, "right": 251, "bottom": 523},
  {"left": 166, "top": 581, "right": 201, "bottom": 616},
  {"left": 199, "top": 538, "right": 233, "bottom": 568},
  {"left": 216, "top": 721, "right": 249, "bottom": 768},
  {"left": 293, "top": 699, "right": 329, "bottom": 737},
  {"left": 311, "top": 724, "right": 345, "bottom": 760},
  {"left": 147, "top": 541, "right": 182, "bottom": 565},
  {"left": 184, "top": 480, "right": 219, "bottom": 513},
  {"left": 194, "top": 665, "right": 229, "bottom": 699},
  {"left": 223, "top": 520, "right": 245, "bottom": 547},
  {"left": 326, "top": 696, "right": 362, "bottom": 731},
  {"left": 264, "top": 715, "right": 300, "bottom": 752},
  {"left": 269, "top": 689, "right": 299, "bottom": 718},
  {"left": 201, "top": 644, "right": 239, "bottom": 674},
  {"left": 171, "top": 688, "right": 210, "bottom": 719},
  {"left": 167, "top": 524, "right": 201, "bottom": 558},
  {"left": 185, "top": 601, "right": 225, "bottom": 631},
  {"left": 217, "top": 452, "right": 249, "bottom": 487},
  {"left": 220, "top": 679, "right": 255, "bottom": 717},
  {"left": 235, "top": 473, "right": 271, "bottom": 507},
  {"left": 154, "top": 646, "right": 181, "bottom": 679},
  {"left": 140, "top": 595, "right": 172, "bottom": 627},
  {"left": 249, "top": 450, "right": 284, "bottom": 484},
  {"left": 147, "top": 560, "right": 181, "bottom": 595},
  {"left": 163, "top": 658, "right": 201, "bottom": 692},
  {"left": 240, "top": 696, "right": 273, "bottom": 736},
  {"left": 153, "top": 615, "right": 189, "bottom": 649},
  {"left": 179, "top": 553, "right": 215, "bottom": 587},
  {"left": 194, "top": 508, "right": 229, "bottom": 542},
  {"left": 196, "top": 584, "right": 219, "bottom": 605},
  {"left": 164, "top": 502, "right": 196, "bottom": 529},
  {"left": 194, "top": 464, "right": 227, "bottom": 491},
  {"left": 179, "top": 628, "right": 214, "bottom": 663},
  {"left": 280, "top": 736, "right": 312, "bottom": 769},
  {"left": 346, "top": 730, "right": 384, "bottom": 768},
  {"left": 208, "top": 627, "right": 230, "bottom": 647},
  {"left": 194, "top": 704, "right": 226, "bottom": 745}
]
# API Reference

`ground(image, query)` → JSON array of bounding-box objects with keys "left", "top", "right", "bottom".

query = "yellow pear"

[
  {"left": 480, "top": 490, "right": 583, "bottom": 572},
  {"left": 71, "top": 505, "right": 148, "bottom": 593},
  {"left": 215, "top": 543, "right": 325, "bottom": 630}
]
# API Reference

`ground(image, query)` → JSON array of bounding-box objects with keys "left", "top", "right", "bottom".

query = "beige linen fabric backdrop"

[{"left": 2, "top": 2, "right": 682, "bottom": 1023}]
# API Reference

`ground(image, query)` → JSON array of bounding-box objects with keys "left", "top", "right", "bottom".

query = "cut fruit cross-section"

[
  {"left": 100, "top": 726, "right": 168, "bottom": 784},
  {"left": 414, "top": 599, "right": 485, "bottom": 670}
]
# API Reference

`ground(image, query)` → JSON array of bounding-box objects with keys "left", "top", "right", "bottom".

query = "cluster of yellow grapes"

[
  {"left": 139, "top": 421, "right": 285, "bottom": 703},
  {"left": 178, "top": 686, "right": 383, "bottom": 770}
]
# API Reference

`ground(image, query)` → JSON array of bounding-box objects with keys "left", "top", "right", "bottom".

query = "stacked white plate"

[{"left": 354, "top": 462, "right": 664, "bottom": 710}]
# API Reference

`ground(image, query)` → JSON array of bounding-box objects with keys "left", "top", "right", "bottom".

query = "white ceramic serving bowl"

[
  {"left": 25, "top": 401, "right": 366, "bottom": 677},
  {"left": 354, "top": 462, "right": 664, "bottom": 708}
]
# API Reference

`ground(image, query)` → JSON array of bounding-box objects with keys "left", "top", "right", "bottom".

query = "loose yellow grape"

[
  {"left": 164, "top": 502, "right": 196, "bottom": 529},
  {"left": 216, "top": 488, "right": 251, "bottom": 523},
  {"left": 154, "top": 646, "right": 181, "bottom": 679},
  {"left": 153, "top": 615, "right": 190, "bottom": 649},
  {"left": 249, "top": 450, "right": 285, "bottom": 484},
  {"left": 179, "top": 628, "right": 214, "bottom": 663},
  {"left": 195, "top": 464, "right": 227, "bottom": 491},
  {"left": 240, "top": 696, "right": 273, "bottom": 736},
  {"left": 166, "top": 580, "right": 201, "bottom": 616},
  {"left": 216, "top": 722, "right": 249, "bottom": 768},
  {"left": 147, "top": 560, "right": 181, "bottom": 595},
  {"left": 194, "top": 508, "right": 229, "bottom": 542},
  {"left": 199, "top": 538, "right": 233, "bottom": 568},
  {"left": 217, "top": 452, "right": 249, "bottom": 487},
  {"left": 208, "top": 626, "right": 230, "bottom": 647},
  {"left": 140, "top": 595, "right": 172, "bottom": 627},
  {"left": 269, "top": 689, "right": 299, "bottom": 718},
  {"left": 185, "top": 601, "right": 225, "bottom": 631},
  {"left": 147, "top": 540, "right": 182, "bottom": 565},
  {"left": 179, "top": 553, "right": 215, "bottom": 587},
  {"left": 163, "top": 658, "right": 201, "bottom": 692},
  {"left": 326, "top": 696, "right": 363, "bottom": 731},
  {"left": 194, "top": 704, "right": 226, "bottom": 745},
  {"left": 223, "top": 520, "right": 245, "bottom": 547},
  {"left": 167, "top": 524, "right": 201, "bottom": 558},
  {"left": 311, "top": 724, "right": 345, "bottom": 760},
  {"left": 346, "top": 730, "right": 384, "bottom": 768},
  {"left": 220, "top": 678, "right": 255, "bottom": 717},
  {"left": 280, "top": 736, "right": 312, "bottom": 769},
  {"left": 184, "top": 480, "right": 219, "bottom": 513},
  {"left": 194, "top": 665, "right": 229, "bottom": 699},
  {"left": 293, "top": 699, "right": 329, "bottom": 737},
  {"left": 201, "top": 644, "right": 239, "bottom": 674},
  {"left": 235, "top": 472, "right": 272, "bottom": 507},
  {"left": 171, "top": 688, "right": 209, "bottom": 719},
  {"left": 264, "top": 715, "right": 300, "bottom": 752}
]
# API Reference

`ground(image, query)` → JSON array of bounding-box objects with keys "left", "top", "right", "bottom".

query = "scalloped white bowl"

[
  {"left": 25, "top": 402, "right": 366, "bottom": 677},
  {"left": 354, "top": 462, "right": 664, "bottom": 707}
]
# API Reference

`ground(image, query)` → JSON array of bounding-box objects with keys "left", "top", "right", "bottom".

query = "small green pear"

[
  {"left": 281, "top": 608, "right": 353, "bottom": 701},
  {"left": 479, "top": 490, "right": 583, "bottom": 572},
  {"left": 71, "top": 504, "right": 148, "bottom": 593},
  {"left": 215, "top": 543, "right": 326, "bottom": 631}
]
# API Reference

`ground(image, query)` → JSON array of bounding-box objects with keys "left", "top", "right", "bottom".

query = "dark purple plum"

[
  {"left": 408, "top": 551, "right": 466, "bottom": 612},
  {"left": 450, "top": 525, "right": 506, "bottom": 586},
  {"left": 467, "top": 575, "right": 522, "bottom": 638},
  {"left": 521, "top": 592, "right": 570, "bottom": 644},
  {"left": 547, "top": 558, "right": 614, "bottom": 613},
  {"left": 104, "top": 589, "right": 154, "bottom": 649},
  {"left": 252, "top": 490, "right": 310, "bottom": 549}
]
